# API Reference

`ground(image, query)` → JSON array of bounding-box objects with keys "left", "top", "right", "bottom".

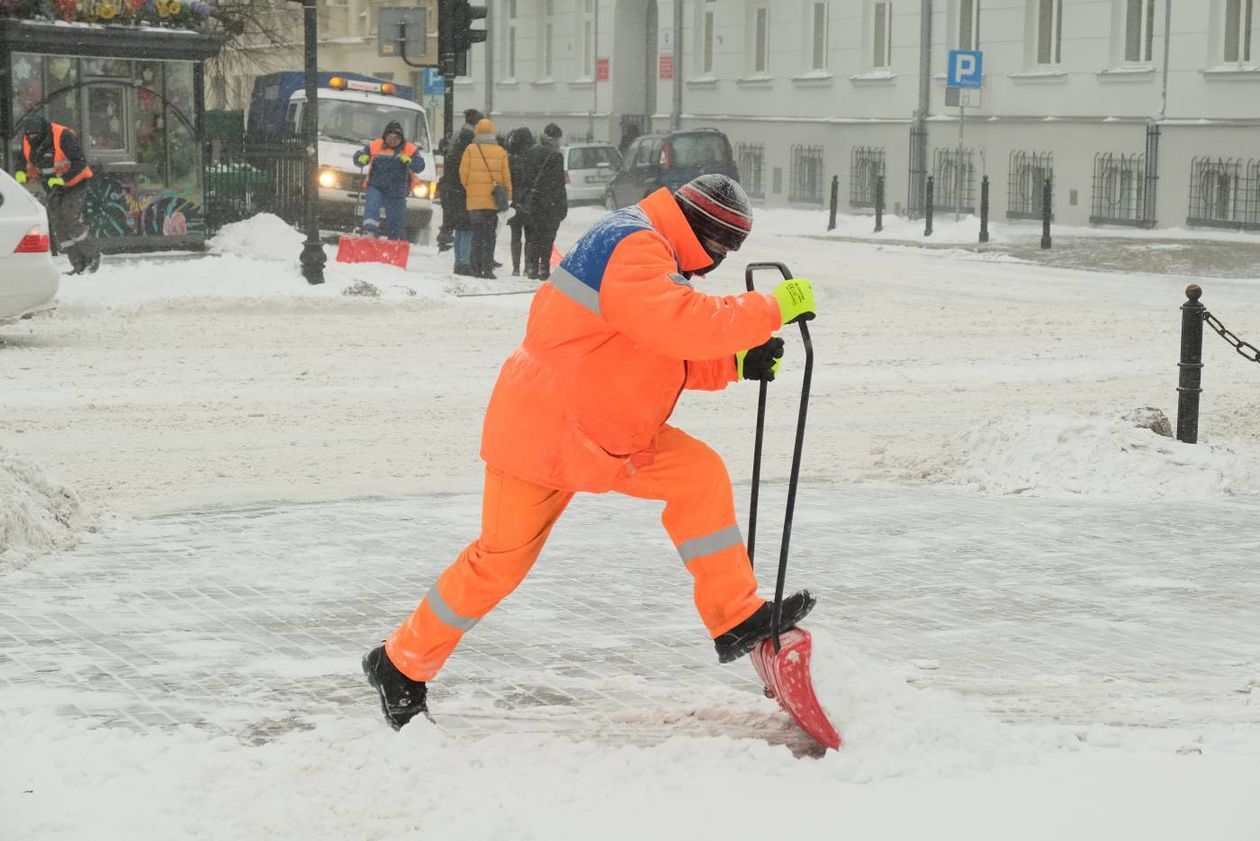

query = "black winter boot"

[
  {"left": 713, "top": 590, "right": 816, "bottom": 663},
  {"left": 362, "top": 645, "right": 429, "bottom": 730}
]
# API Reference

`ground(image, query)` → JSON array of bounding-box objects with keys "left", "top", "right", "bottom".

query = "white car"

[
  {"left": 562, "top": 144, "right": 622, "bottom": 204},
  {"left": 0, "top": 169, "right": 58, "bottom": 325}
]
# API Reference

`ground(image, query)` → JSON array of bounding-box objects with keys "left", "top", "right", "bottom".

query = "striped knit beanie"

[{"left": 673, "top": 174, "right": 753, "bottom": 252}]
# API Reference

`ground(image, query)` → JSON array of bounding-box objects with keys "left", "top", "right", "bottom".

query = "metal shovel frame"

[{"left": 744, "top": 262, "right": 813, "bottom": 652}]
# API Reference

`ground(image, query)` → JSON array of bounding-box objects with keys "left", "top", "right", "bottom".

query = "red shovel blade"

[
  {"left": 336, "top": 236, "right": 410, "bottom": 269},
  {"left": 550, "top": 243, "right": 563, "bottom": 267},
  {"left": 750, "top": 627, "right": 842, "bottom": 751}
]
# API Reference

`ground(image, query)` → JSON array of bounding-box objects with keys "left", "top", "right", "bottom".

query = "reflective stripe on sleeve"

[
  {"left": 424, "top": 583, "right": 479, "bottom": 632},
  {"left": 677, "top": 524, "right": 743, "bottom": 564},
  {"left": 547, "top": 265, "right": 601, "bottom": 314}
]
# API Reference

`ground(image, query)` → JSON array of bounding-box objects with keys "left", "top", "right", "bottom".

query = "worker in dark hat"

[
  {"left": 17, "top": 114, "right": 100, "bottom": 274},
  {"left": 354, "top": 120, "right": 425, "bottom": 240}
]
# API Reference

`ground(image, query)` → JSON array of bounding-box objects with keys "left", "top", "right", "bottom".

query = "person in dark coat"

[
  {"left": 519, "top": 123, "right": 568, "bottom": 280},
  {"left": 439, "top": 109, "right": 482, "bottom": 272},
  {"left": 353, "top": 120, "right": 425, "bottom": 240},
  {"left": 504, "top": 127, "right": 535, "bottom": 276},
  {"left": 17, "top": 114, "right": 100, "bottom": 274}
]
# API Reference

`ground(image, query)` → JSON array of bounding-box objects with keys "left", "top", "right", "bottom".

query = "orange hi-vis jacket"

[
  {"left": 22, "top": 123, "right": 93, "bottom": 187},
  {"left": 362, "top": 137, "right": 420, "bottom": 189},
  {"left": 480, "top": 188, "right": 783, "bottom": 492}
]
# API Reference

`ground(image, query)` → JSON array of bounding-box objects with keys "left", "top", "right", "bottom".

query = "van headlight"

[
  {"left": 412, "top": 181, "right": 432, "bottom": 199},
  {"left": 318, "top": 169, "right": 338, "bottom": 188}
]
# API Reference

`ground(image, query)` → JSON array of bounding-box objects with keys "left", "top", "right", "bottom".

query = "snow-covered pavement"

[{"left": 2, "top": 209, "right": 1259, "bottom": 839}]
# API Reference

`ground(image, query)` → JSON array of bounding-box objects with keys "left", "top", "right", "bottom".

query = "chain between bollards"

[
  {"left": 1176, "top": 284, "right": 1206, "bottom": 444},
  {"left": 875, "top": 174, "right": 885, "bottom": 233},
  {"left": 979, "top": 175, "right": 990, "bottom": 243},
  {"left": 924, "top": 175, "right": 934, "bottom": 237}
]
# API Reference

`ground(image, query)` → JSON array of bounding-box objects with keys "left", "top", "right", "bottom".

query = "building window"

[
  {"left": 811, "top": 2, "right": 829, "bottom": 70},
  {"left": 790, "top": 144, "right": 825, "bottom": 204},
  {"left": 702, "top": 0, "right": 717, "bottom": 74},
  {"left": 752, "top": 6, "right": 770, "bottom": 73},
  {"left": 933, "top": 148, "right": 976, "bottom": 214},
  {"left": 541, "top": 0, "right": 554, "bottom": 78},
  {"left": 736, "top": 142, "right": 765, "bottom": 199},
  {"left": 959, "top": 0, "right": 980, "bottom": 50},
  {"left": 582, "top": 0, "right": 595, "bottom": 77},
  {"left": 1187, "top": 157, "right": 1260, "bottom": 230},
  {"left": 504, "top": 0, "right": 517, "bottom": 78},
  {"left": 873, "top": 2, "right": 893, "bottom": 68},
  {"left": 1007, "top": 151, "right": 1054, "bottom": 219},
  {"left": 1036, "top": 0, "right": 1063, "bottom": 65},
  {"left": 1125, "top": 0, "right": 1156, "bottom": 63},
  {"left": 1224, "top": 0, "right": 1254, "bottom": 63},
  {"left": 850, "top": 146, "right": 887, "bottom": 208}
]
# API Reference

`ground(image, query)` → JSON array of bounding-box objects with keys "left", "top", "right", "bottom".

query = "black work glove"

[{"left": 735, "top": 337, "right": 785, "bottom": 382}]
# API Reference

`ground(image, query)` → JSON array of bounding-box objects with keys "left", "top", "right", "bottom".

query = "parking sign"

[{"left": 947, "top": 50, "right": 983, "bottom": 89}]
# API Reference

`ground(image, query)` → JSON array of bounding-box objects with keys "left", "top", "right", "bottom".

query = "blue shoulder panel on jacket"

[{"left": 558, "top": 207, "right": 653, "bottom": 292}]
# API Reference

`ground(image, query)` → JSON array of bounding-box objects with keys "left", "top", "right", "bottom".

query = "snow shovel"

[
  {"left": 743, "top": 261, "right": 842, "bottom": 752},
  {"left": 336, "top": 163, "right": 410, "bottom": 269}
]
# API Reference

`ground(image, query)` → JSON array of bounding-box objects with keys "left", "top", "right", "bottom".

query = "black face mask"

[{"left": 683, "top": 248, "right": 727, "bottom": 280}]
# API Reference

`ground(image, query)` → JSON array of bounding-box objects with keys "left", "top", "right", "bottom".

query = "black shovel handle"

[{"left": 744, "top": 262, "right": 813, "bottom": 652}]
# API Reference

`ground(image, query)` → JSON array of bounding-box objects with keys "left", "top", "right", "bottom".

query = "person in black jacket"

[
  {"left": 519, "top": 123, "right": 568, "bottom": 280},
  {"left": 504, "top": 127, "right": 535, "bottom": 276},
  {"left": 17, "top": 115, "right": 100, "bottom": 274},
  {"left": 438, "top": 109, "right": 482, "bottom": 272}
]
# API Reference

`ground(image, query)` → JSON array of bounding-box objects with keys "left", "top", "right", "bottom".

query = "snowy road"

[{"left": 3, "top": 210, "right": 1260, "bottom": 839}]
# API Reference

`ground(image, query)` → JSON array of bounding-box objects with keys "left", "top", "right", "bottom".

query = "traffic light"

[
  {"left": 454, "top": 2, "right": 488, "bottom": 52},
  {"left": 439, "top": 0, "right": 487, "bottom": 76}
]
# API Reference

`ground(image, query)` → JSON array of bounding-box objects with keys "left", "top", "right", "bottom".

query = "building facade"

[{"left": 444, "top": 0, "right": 1260, "bottom": 230}]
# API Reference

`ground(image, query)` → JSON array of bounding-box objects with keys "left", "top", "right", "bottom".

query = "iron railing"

[
  {"left": 1090, "top": 152, "right": 1153, "bottom": 227},
  {"left": 932, "top": 148, "right": 976, "bottom": 214},
  {"left": 850, "top": 146, "right": 886, "bottom": 208},
  {"left": 789, "top": 144, "right": 825, "bottom": 205},
  {"left": 1007, "top": 150, "right": 1054, "bottom": 220},
  {"left": 1186, "top": 157, "right": 1260, "bottom": 231},
  {"left": 203, "top": 134, "right": 307, "bottom": 234},
  {"left": 737, "top": 142, "right": 766, "bottom": 200}
]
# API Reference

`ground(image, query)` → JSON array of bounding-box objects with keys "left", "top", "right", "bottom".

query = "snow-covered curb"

[{"left": 0, "top": 450, "right": 92, "bottom": 573}]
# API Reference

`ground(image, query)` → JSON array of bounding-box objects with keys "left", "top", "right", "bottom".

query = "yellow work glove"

[
  {"left": 15, "top": 171, "right": 27, "bottom": 185},
  {"left": 355, "top": 153, "right": 370, "bottom": 166},
  {"left": 398, "top": 153, "right": 412, "bottom": 164},
  {"left": 772, "top": 278, "right": 816, "bottom": 325},
  {"left": 46, "top": 176, "right": 65, "bottom": 189},
  {"left": 736, "top": 337, "right": 785, "bottom": 382}
]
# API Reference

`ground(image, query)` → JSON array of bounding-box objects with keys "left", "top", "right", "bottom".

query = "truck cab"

[{"left": 249, "top": 72, "right": 435, "bottom": 242}]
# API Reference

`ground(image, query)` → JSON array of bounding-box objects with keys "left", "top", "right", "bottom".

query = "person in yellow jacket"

[
  {"left": 458, "top": 118, "right": 511, "bottom": 279},
  {"left": 363, "top": 174, "right": 819, "bottom": 730}
]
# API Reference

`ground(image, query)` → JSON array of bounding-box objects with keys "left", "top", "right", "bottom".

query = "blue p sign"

[{"left": 947, "top": 50, "right": 983, "bottom": 88}]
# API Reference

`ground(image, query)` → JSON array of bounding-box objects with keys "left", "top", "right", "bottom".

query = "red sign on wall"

[
  {"left": 596, "top": 58, "right": 609, "bottom": 81},
  {"left": 658, "top": 55, "right": 674, "bottom": 80}
]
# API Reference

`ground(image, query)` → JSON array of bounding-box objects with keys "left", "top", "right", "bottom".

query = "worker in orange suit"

[{"left": 364, "top": 174, "right": 818, "bottom": 729}]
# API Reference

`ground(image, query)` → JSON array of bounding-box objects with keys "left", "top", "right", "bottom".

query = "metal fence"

[
  {"left": 203, "top": 134, "right": 307, "bottom": 235},
  {"left": 850, "top": 146, "right": 886, "bottom": 208},
  {"left": 736, "top": 142, "right": 766, "bottom": 200},
  {"left": 1089, "top": 153, "right": 1152, "bottom": 227},
  {"left": 932, "top": 148, "right": 976, "bottom": 214},
  {"left": 1007, "top": 151, "right": 1054, "bottom": 220},
  {"left": 1186, "top": 157, "right": 1260, "bottom": 231},
  {"left": 789, "top": 144, "right": 825, "bottom": 205}
]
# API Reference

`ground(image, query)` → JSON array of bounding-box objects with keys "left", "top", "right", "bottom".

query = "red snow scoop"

[
  {"left": 336, "top": 235, "right": 410, "bottom": 269},
  {"left": 550, "top": 243, "right": 563, "bottom": 267},
  {"left": 744, "top": 262, "right": 841, "bottom": 752}
]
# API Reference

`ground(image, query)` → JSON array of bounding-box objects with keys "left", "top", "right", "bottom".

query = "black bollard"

[
  {"left": 827, "top": 175, "right": 839, "bottom": 231},
  {"left": 1176, "top": 284, "right": 1206, "bottom": 444},
  {"left": 979, "top": 175, "right": 990, "bottom": 243},
  {"left": 875, "top": 175, "right": 885, "bottom": 233},
  {"left": 924, "top": 176, "right": 934, "bottom": 237},
  {"left": 1041, "top": 176, "right": 1053, "bottom": 250}
]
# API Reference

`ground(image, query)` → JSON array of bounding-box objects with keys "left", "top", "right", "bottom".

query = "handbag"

[{"left": 475, "top": 143, "right": 510, "bottom": 213}]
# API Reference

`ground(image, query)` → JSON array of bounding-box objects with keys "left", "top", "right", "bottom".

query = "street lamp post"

[{"left": 295, "top": 0, "right": 326, "bottom": 284}]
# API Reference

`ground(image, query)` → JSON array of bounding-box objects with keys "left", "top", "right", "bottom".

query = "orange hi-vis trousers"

[{"left": 386, "top": 425, "right": 765, "bottom": 682}]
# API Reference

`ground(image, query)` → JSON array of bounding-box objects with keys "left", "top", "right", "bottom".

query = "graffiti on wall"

[{"left": 84, "top": 174, "right": 204, "bottom": 239}]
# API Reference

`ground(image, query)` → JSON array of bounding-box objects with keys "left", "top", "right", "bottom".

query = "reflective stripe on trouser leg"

[
  {"left": 386, "top": 467, "right": 573, "bottom": 682},
  {"left": 612, "top": 425, "right": 764, "bottom": 638}
]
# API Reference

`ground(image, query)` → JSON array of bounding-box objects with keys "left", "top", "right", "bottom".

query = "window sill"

[
  {"left": 568, "top": 77, "right": 594, "bottom": 88},
  {"left": 1010, "top": 69, "right": 1068, "bottom": 82},
  {"left": 685, "top": 75, "right": 720, "bottom": 88},
  {"left": 850, "top": 70, "right": 897, "bottom": 84},
  {"left": 791, "top": 69, "right": 834, "bottom": 85},
  {"left": 1097, "top": 65, "right": 1157, "bottom": 80},
  {"left": 735, "top": 74, "right": 774, "bottom": 87},
  {"left": 495, "top": 78, "right": 520, "bottom": 88},
  {"left": 453, "top": 76, "right": 474, "bottom": 86},
  {"left": 1201, "top": 65, "right": 1260, "bottom": 79},
  {"left": 531, "top": 77, "right": 558, "bottom": 88}
]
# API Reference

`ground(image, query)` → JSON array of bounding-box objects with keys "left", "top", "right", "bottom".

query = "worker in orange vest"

[
  {"left": 353, "top": 120, "right": 425, "bottom": 240},
  {"left": 364, "top": 174, "right": 819, "bottom": 730},
  {"left": 17, "top": 115, "right": 100, "bottom": 274}
]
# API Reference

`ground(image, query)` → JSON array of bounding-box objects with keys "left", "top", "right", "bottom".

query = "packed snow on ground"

[
  {"left": 2, "top": 210, "right": 1259, "bottom": 840},
  {"left": 0, "top": 448, "right": 90, "bottom": 573}
]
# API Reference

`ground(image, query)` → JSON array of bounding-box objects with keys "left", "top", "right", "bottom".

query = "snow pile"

[
  {"left": 0, "top": 450, "right": 90, "bottom": 573},
  {"left": 912, "top": 414, "right": 1260, "bottom": 499},
  {"left": 207, "top": 213, "right": 306, "bottom": 261},
  {"left": 808, "top": 631, "right": 1043, "bottom": 780}
]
